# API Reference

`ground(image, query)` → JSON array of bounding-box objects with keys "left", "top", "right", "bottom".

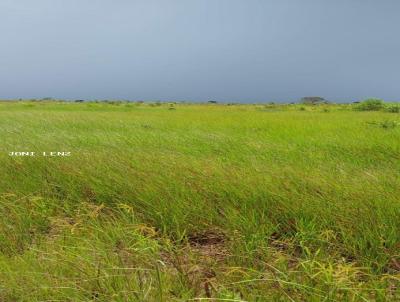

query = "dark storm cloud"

[{"left": 1, "top": 0, "right": 399, "bottom": 102}]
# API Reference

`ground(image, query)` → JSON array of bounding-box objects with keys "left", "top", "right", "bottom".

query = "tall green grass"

[{"left": 0, "top": 101, "right": 399, "bottom": 301}]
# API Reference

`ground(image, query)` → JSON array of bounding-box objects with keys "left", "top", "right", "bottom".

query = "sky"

[{"left": 0, "top": 0, "right": 399, "bottom": 103}]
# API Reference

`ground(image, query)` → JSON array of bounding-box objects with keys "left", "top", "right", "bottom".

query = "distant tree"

[
  {"left": 208, "top": 100, "right": 217, "bottom": 104},
  {"left": 300, "top": 97, "right": 327, "bottom": 105},
  {"left": 354, "top": 98, "right": 385, "bottom": 111},
  {"left": 75, "top": 99, "right": 85, "bottom": 103}
]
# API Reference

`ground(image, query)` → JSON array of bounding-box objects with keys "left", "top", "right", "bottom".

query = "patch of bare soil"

[{"left": 161, "top": 229, "right": 230, "bottom": 297}]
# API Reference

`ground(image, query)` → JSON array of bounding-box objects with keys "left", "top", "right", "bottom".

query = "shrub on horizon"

[
  {"left": 300, "top": 96, "right": 328, "bottom": 105},
  {"left": 355, "top": 98, "right": 385, "bottom": 111}
]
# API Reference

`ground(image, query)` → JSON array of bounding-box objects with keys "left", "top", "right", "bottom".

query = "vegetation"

[
  {"left": 0, "top": 101, "right": 399, "bottom": 301},
  {"left": 354, "top": 98, "right": 385, "bottom": 111},
  {"left": 386, "top": 105, "right": 400, "bottom": 113},
  {"left": 300, "top": 97, "right": 328, "bottom": 105}
]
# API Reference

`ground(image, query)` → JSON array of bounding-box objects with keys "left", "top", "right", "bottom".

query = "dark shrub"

[
  {"left": 300, "top": 97, "right": 328, "bottom": 105},
  {"left": 355, "top": 99, "right": 385, "bottom": 111}
]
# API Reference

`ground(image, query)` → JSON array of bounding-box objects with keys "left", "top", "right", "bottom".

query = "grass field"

[{"left": 0, "top": 101, "right": 399, "bottom": 301}]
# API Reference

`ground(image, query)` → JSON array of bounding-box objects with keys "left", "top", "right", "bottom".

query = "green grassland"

[{"left": 0, "top": 101, "right": 399, "bottom": 301}]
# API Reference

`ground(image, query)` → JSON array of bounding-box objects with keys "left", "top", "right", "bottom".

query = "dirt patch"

[
  {"left": 187, "top": 230, "right": 227, "bottom": 261},
  {"left": 161, "top": 230, "right": 230, "bottom": 297}
]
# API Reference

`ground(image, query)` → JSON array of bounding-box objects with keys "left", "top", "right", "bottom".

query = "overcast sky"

[{"left": 0, "top": 0, "right": 399, "bottom": 102}]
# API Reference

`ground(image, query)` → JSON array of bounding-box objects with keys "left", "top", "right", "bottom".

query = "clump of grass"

[
  {"left": 367, "top": 120, "right": 400, "bottom": 129},
  {"left": 385, "top": 105, "right": 400, "bottom": 113}
]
